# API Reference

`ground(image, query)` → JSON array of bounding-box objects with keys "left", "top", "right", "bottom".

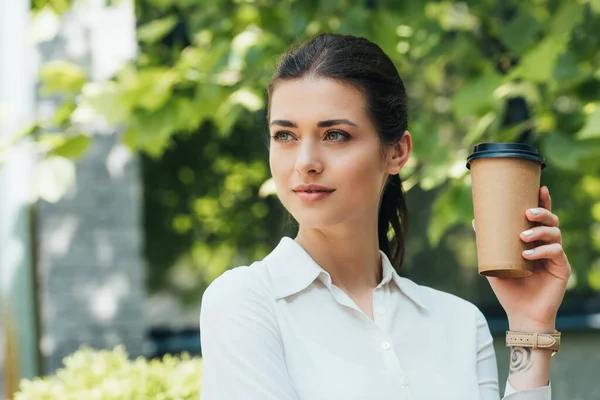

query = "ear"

[{"left": 387, "top": 131, "right": 412, "bottom": 175}]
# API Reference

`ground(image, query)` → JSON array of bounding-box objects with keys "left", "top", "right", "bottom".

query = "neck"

[{"left": 295, "top": 219, "right": 382, "bottom": 294}]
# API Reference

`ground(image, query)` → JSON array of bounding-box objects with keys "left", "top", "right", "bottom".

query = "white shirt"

[{"left": 200, "top": 237, "right": 551, "bottom": 400}]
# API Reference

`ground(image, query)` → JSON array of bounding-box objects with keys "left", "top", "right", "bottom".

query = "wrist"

[{"left": 508, "top": 318, "right": 556, "bottom": 333}]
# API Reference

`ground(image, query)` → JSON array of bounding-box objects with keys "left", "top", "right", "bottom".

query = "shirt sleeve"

[
  {"left": 199, "top": 268, "right": 301, "bottom": 400},
  {"left": 474, "top": 308, "right": 551, "bottom": 400},
  {"left": 504, "top": 380, "right": 551, "bottom": 399}
]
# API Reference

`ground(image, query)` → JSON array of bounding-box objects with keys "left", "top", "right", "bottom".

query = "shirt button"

[
  {"left": 380, "top": 341, "right": 392, "bottom": 351},
  {"left": 400, "top": 377, "right": 409, "bottom": 386}
]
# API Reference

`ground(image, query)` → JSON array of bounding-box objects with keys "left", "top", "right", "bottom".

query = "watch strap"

[{"left": 505, "top": 330, "right": 561, "bottom": 352}]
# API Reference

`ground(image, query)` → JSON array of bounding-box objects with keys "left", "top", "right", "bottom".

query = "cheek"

[
  {"left": 339, "top": 150, "right": 386, "bottom": 198},
  {"left": 269, "top": 150, "right": 291, "bottom": 189}
]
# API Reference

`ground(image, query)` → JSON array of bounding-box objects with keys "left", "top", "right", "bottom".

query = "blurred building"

[
  {"left": 1, "top": 1, "right": 146, "bottom": 384},
  {"left": 35, "top": 1, "right": 147, "bottom": 373}
]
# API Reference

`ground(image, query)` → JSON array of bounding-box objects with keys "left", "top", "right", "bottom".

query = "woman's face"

[{"left": 268, "top": 77, "right": 407, "bottom": 229}]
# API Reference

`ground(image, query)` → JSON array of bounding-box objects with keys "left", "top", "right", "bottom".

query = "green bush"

[{"left": 14, "top": 346, "right": 203, "bottom": 400}]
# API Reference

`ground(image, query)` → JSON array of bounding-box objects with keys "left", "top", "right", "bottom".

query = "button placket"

[
  {"left": 381, "top": 342, "right": 404, "bottom": 374},
  {"left": 372, "top": 287, "right": 387, "bottom": 324}
]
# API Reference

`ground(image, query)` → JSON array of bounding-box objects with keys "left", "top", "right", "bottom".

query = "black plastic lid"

[{"left": 466, "top": 142, "right": 546, "bottom": 170}]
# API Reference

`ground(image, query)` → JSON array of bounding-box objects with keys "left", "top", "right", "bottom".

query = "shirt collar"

[
  {"left": 381, "top": 251, "right": 429, "bottom": 311},
  {"left": 265, "top": 237, "right": 324, "bottom": 300},
  {"left": 265, "top": 236, "right": 428, "bottom": 311}
]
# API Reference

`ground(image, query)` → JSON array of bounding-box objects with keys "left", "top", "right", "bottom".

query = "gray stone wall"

[{"left": 34, "top": 1, "right": 146, "bottom": 373}]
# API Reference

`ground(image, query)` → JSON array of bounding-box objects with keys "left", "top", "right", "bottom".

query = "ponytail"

[{"left": 378, "top": 173, "right": 408, "bottom": 272}]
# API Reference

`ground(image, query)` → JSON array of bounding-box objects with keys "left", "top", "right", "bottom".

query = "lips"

[
  {"left": 293, "top": 184, "right": 335, "bottom": 193},
  {"left": 292, "top": 185, "right": 335, "bottom": 202}
]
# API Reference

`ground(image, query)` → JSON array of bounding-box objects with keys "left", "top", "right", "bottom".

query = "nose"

[{"left": 295, "top": 141, "right": 323, "bottom": 176}]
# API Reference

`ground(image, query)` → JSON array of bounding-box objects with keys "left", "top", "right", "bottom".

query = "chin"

[{"left": 287, "top": 208, "right": 348, "bottom": 229}]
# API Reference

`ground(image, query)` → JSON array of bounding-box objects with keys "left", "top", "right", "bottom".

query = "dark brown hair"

[{"left": 267, "top": 33, "right": 409, "bottom": 272}]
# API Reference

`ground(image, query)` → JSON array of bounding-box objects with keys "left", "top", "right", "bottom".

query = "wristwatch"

[{"left": 505, "top": 330, "right": 561, "bottom": 356}]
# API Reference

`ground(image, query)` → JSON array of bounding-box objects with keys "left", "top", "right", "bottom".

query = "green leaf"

[
  {"left": 39, "top": 61, "right": 86, "bottom": 95},
  {"left": 194, "top": 84, "right": 228, "bottom": 123},
  {"left": 427, "top": 181, "right": 473, "bottom": 246},
  {"left": 553, "top": 50, "right": 580, "bottom": 81},
  {"left": 318, "top": 0, "right": 345, "bottom": 14},
  {"left": 130, "top": 103, "right": 180, "bottom": 156},
  {"left": 137, "top": 15, "right": 178, "bottom": 44},
  {"left": 425, "top": 2, "right": 479, "bottom": 31},
  {"left": 121, "top": 126, "right": 137, "bottom": 151},
  {"left": 548, "top": 2, "right": 584, "bottom": 39},
  {"left": 228, "top": 88, "right": 264, "bottom": 112},
  {"left": 52, "top": 99, "right": 76, "bottom": 126},
  {"left": 512, "top": 3, "right": 583, "bottom": 83},
  {"left": 498, "top": 7, "right": 542, "bottom": 53},
  {"left": 576, "top": 105, "right": 600, "bottom": 139},
  {"left": 371, "top": 11, "right": 404, "bottom": 54},
  {"left": 215, "top": 103, "right": 244, "bottom": 136},
  {"left": 513, "top": 37, "right": 564, "bottom": 82},
  {"left": 452, "top": 70, "right": 504, "bottom": 119},
  {"left": 338, "top": 6, "right": 369, "bottom": 35},
  {"left": 81, "top": 82, "right": 130, "bottom": 125},
  {"left": 132, "top": 68, "right": 180, "bottom": 112},
  {"left": 172, "top": 96, "right": 203, "bottom": 131},
  {"left": 50, "top": 134, "right": 92, "bottom": 160},
  {"left": 229, "top": 28, "right": 263, "bottom": 71},
  {"left": 543, "top": 132, "right": 600, "bottom": 171},
  {"left": 31, "top": 0, "right": 71, "bottom": 14},
  {"left": 463, "top": 111, "right": 498, "bottom": 145}
]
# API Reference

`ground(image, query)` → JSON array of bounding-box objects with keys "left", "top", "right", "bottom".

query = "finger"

[
  {"left": 526, "top": 207, "right": 559, "bottom": 227},
  {"left": 522, "top": 243, "right": 567, "bottom": 265},
  {"left": 520, "top": 226, "right": 562, "bottom": 245},
  {"left": 539, "top": 186, "right": 551, "bottom": 211}
]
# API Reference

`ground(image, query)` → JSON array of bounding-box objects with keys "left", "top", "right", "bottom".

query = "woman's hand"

[{"left": 479, "top": 186, "right": 571, "bottom": 332}]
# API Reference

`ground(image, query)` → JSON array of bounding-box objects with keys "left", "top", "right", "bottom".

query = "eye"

[
  {"left": 272, "top": 131, "right": 295, "bottom": 142},
  {"left": 324, "top": 130, "right": 350, "bottom": 141}
]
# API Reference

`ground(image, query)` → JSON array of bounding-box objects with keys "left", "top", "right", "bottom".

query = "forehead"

[{"left": 269, "top": 77, "right": 368, "bottom": 122}]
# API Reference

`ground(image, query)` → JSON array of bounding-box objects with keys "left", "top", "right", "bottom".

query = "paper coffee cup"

[{"left": 466, "top": 143, "right": 546, "bottom": 278}]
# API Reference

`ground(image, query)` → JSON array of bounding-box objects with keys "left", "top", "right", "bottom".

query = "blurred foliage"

[
  {"left": 14, "top": 346, "right": 202, "bottom": 399},
  {"left": 29, "top": 0, "right": 600, "bottom": 307},
  {"left": 31, "top": 0, "right": 72, "bottom": 15}
]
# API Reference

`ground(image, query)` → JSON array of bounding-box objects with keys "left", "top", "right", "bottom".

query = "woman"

[{"left": 199, "top": 34, "right": 569, "bottom": 399}]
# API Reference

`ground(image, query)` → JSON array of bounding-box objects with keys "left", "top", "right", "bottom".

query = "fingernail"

[
  {"left": 522, "top": 230, "right": 534, "bottom": 237},
  {"left": 529, "top": 208, "right": 540, "bottom": 215},
  {"left": 472, "top": 220, "right": 476, "bottom": 233},
  {"left": 524, "top": 249, "right": 535, "bottom": 255}
]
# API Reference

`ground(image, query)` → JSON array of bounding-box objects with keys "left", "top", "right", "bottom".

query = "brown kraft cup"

[{"left": 466, "top": 143, "right": 546, "bottom": 278}]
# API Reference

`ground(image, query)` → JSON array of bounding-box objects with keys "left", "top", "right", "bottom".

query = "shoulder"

[
  {"left": 201, "top": 262, "right": 272, "bottom": 305},
  {"left": 200, "top": 261, "right": 274, "bottom": 319}
]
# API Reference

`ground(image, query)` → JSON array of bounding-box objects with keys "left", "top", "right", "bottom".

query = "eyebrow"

[{"left": 269, "top": 119, "right": 358, "bottom": 128}]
